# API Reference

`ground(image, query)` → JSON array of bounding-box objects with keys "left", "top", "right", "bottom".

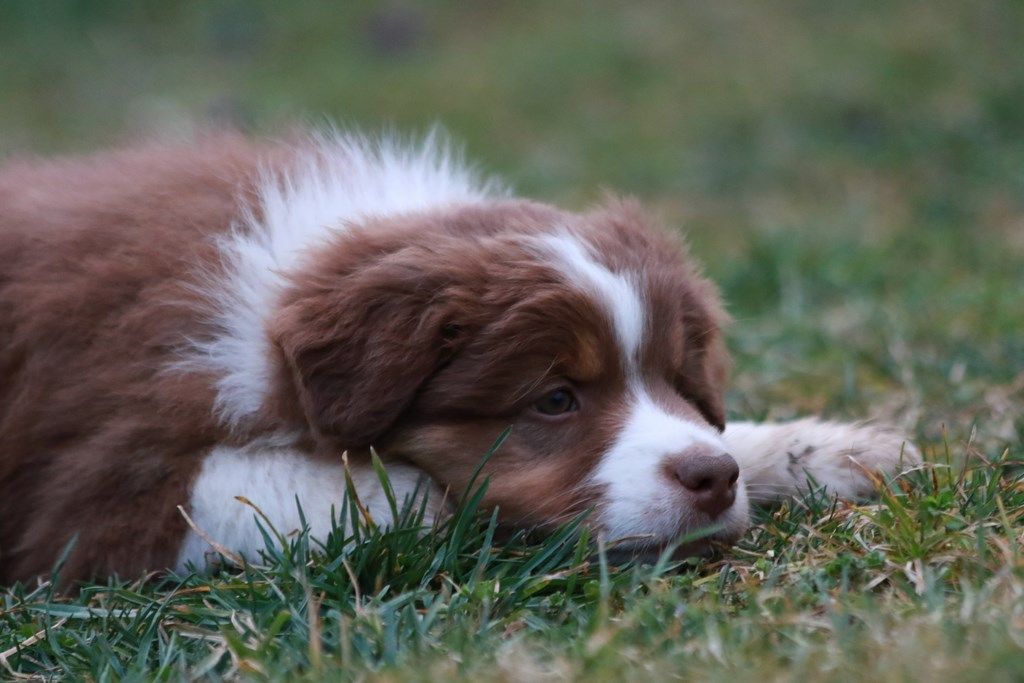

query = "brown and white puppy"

[{"left": 0, "top": 132, "right": 918, "bottom": 583}]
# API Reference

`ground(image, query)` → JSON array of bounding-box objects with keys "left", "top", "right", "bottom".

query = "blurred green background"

[{"left": 2, "top": 0, "right": 1022, "bottom": 452}]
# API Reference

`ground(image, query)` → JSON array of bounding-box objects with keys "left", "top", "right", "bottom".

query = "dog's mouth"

[
  {"left": 602, "top": 526, "right": 742, "bottom": 565},
  {"left": 598, "top": 507, "right": 753, "bottom": 565},
  {"left": 604, "top": 541, "right": 716, "bottom": 565}
]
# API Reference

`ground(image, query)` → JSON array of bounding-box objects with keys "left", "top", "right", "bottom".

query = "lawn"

[{"left": 1, "top": 2, "right": 1022, "bottom": 680}]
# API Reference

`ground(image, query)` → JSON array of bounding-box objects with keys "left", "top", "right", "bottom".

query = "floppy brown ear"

[
  {"left": 268, "top": 246, "right": 467, "bottom": 448},
  {"left": 683, "top": 330, "right": 729, "bottom": 431},
  {"left": 678, "top": 292, "right": 731, "bottom": 431}
]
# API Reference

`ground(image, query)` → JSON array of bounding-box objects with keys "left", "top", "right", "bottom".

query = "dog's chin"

[
  {"left": 605, "top": 539, "right": 717, "bottom": 565},
  {"left": 604, "top": 525, "right": 747, "bottom": 565}
]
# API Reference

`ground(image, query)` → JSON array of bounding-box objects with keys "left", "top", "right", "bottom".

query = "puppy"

[{"left": 0, "top": 132, "right": 918, "bottom": 583}]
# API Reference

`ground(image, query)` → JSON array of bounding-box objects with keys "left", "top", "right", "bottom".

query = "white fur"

[
  {"left": 181, "top": 131, "right": 505, "bottom": 428},
  {"left": 537, "top": 232, "right": 645, "bottom": 366},
  {"left": 725, "top": 418, "right": 921, "bottom": 503},
  {"left": 176, "top": 438, "right": 443, "bottom": 571},
  {"left": 592, "top": 388, "right": 749, "bottom": 544}
]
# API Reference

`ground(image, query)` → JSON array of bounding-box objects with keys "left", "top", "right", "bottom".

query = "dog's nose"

[{"left": 669, "top": 448, "right": 740, "bottom": 517}]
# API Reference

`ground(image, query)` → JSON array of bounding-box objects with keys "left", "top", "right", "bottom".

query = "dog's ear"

[
  {"left": 682, "top": 329, "right": 729, "bottom": 431},
  {"left": 678, "top": 294, "right": 731, "bottom": 432},
  {"left": 269, "top": 246, "right": 470, "bottom": 448}
]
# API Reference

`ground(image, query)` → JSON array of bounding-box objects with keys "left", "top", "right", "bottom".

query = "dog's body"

[{"left": 0, "top": 133, "right": 917, "bottom": 583}]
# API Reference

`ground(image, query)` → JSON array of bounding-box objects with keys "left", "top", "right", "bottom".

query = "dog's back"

[{"left": 0, "top": 137, "right": 271, "bottom": 581}]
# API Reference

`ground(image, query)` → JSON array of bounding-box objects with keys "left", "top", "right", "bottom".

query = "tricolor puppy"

[{"left": 0, "top": 132, "right": 918, "bottom": 583}]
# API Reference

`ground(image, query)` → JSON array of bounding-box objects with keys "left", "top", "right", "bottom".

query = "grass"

[
  {"left": 2, "top": 447, "right": 1022, "bottom": 680},
  {"left": 1, "top": 0, "right": 1023, "bottom": 680}
]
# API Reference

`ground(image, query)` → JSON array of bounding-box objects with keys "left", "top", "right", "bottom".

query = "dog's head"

[{"left": 269, "top": 198, "right": 748, "bottom": 553}]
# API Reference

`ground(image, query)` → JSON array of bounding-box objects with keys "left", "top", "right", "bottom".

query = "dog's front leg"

[
  {"left": 724, "top": 419, "right": 921, "bottom": 504},
  {"left": 177, "top": 446, "right": 445, "bottom": 571}
]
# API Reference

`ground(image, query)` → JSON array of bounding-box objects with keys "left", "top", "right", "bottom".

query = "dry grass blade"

[
  {"left": 177, "top": 505, "right": 244, "bottom": 567},
  {"left": 0, "top": 617, "right": 68, "bottom": 677}
]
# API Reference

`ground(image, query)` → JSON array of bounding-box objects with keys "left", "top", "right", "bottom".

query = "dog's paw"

[
  {"left": 727, "top": 418, "right": 921, "bottom": 504},
  {"left": 783, "top": 419, "right": 921, "bottom": 499}
]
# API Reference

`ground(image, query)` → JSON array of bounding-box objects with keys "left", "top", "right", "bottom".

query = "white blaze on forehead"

[
  {"left": 535, "top": 231, "right": 745, "bottom": 543},
  {"left": 593, "top": 388, "right": 733, "bottom": 542},
  {"left": 537, "top": 233, "right": 645, "bottom": 368}
]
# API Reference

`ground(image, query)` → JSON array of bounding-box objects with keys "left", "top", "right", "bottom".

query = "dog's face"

[{"left": 270, "top": 199, "right": 749, "bottom": 554}]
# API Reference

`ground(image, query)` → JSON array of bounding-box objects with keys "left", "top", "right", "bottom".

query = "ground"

[{"left": 1, "top": 1, "right": 1022, "bottom": 680}]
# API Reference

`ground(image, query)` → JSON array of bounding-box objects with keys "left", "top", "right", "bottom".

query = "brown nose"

[{"left": 670, "top": 448, "right": 740, "bottom": 517}]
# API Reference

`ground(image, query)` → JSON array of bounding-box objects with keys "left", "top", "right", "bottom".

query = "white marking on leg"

[
  {"left": 175, "top": 438, "right": 440, "bottom": 571},
  {"left": 725, "top": 418, "right": 921, "bottom": 503}
]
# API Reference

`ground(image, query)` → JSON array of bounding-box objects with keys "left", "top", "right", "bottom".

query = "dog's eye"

[{"left": 534, "top": 388, "right": 578, "bottom": 416}]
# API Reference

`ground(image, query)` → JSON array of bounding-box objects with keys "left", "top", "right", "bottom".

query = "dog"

[{"left": 0, "top": 131, "right": 919, "bottom": 583}]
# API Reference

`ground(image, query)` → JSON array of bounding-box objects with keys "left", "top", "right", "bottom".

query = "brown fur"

[
  {"left": 0, "top": 135, "right": 728, "bottom": 584},
  {"left": 0, "top": 137, "right": 287, "bottom": 581}
]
